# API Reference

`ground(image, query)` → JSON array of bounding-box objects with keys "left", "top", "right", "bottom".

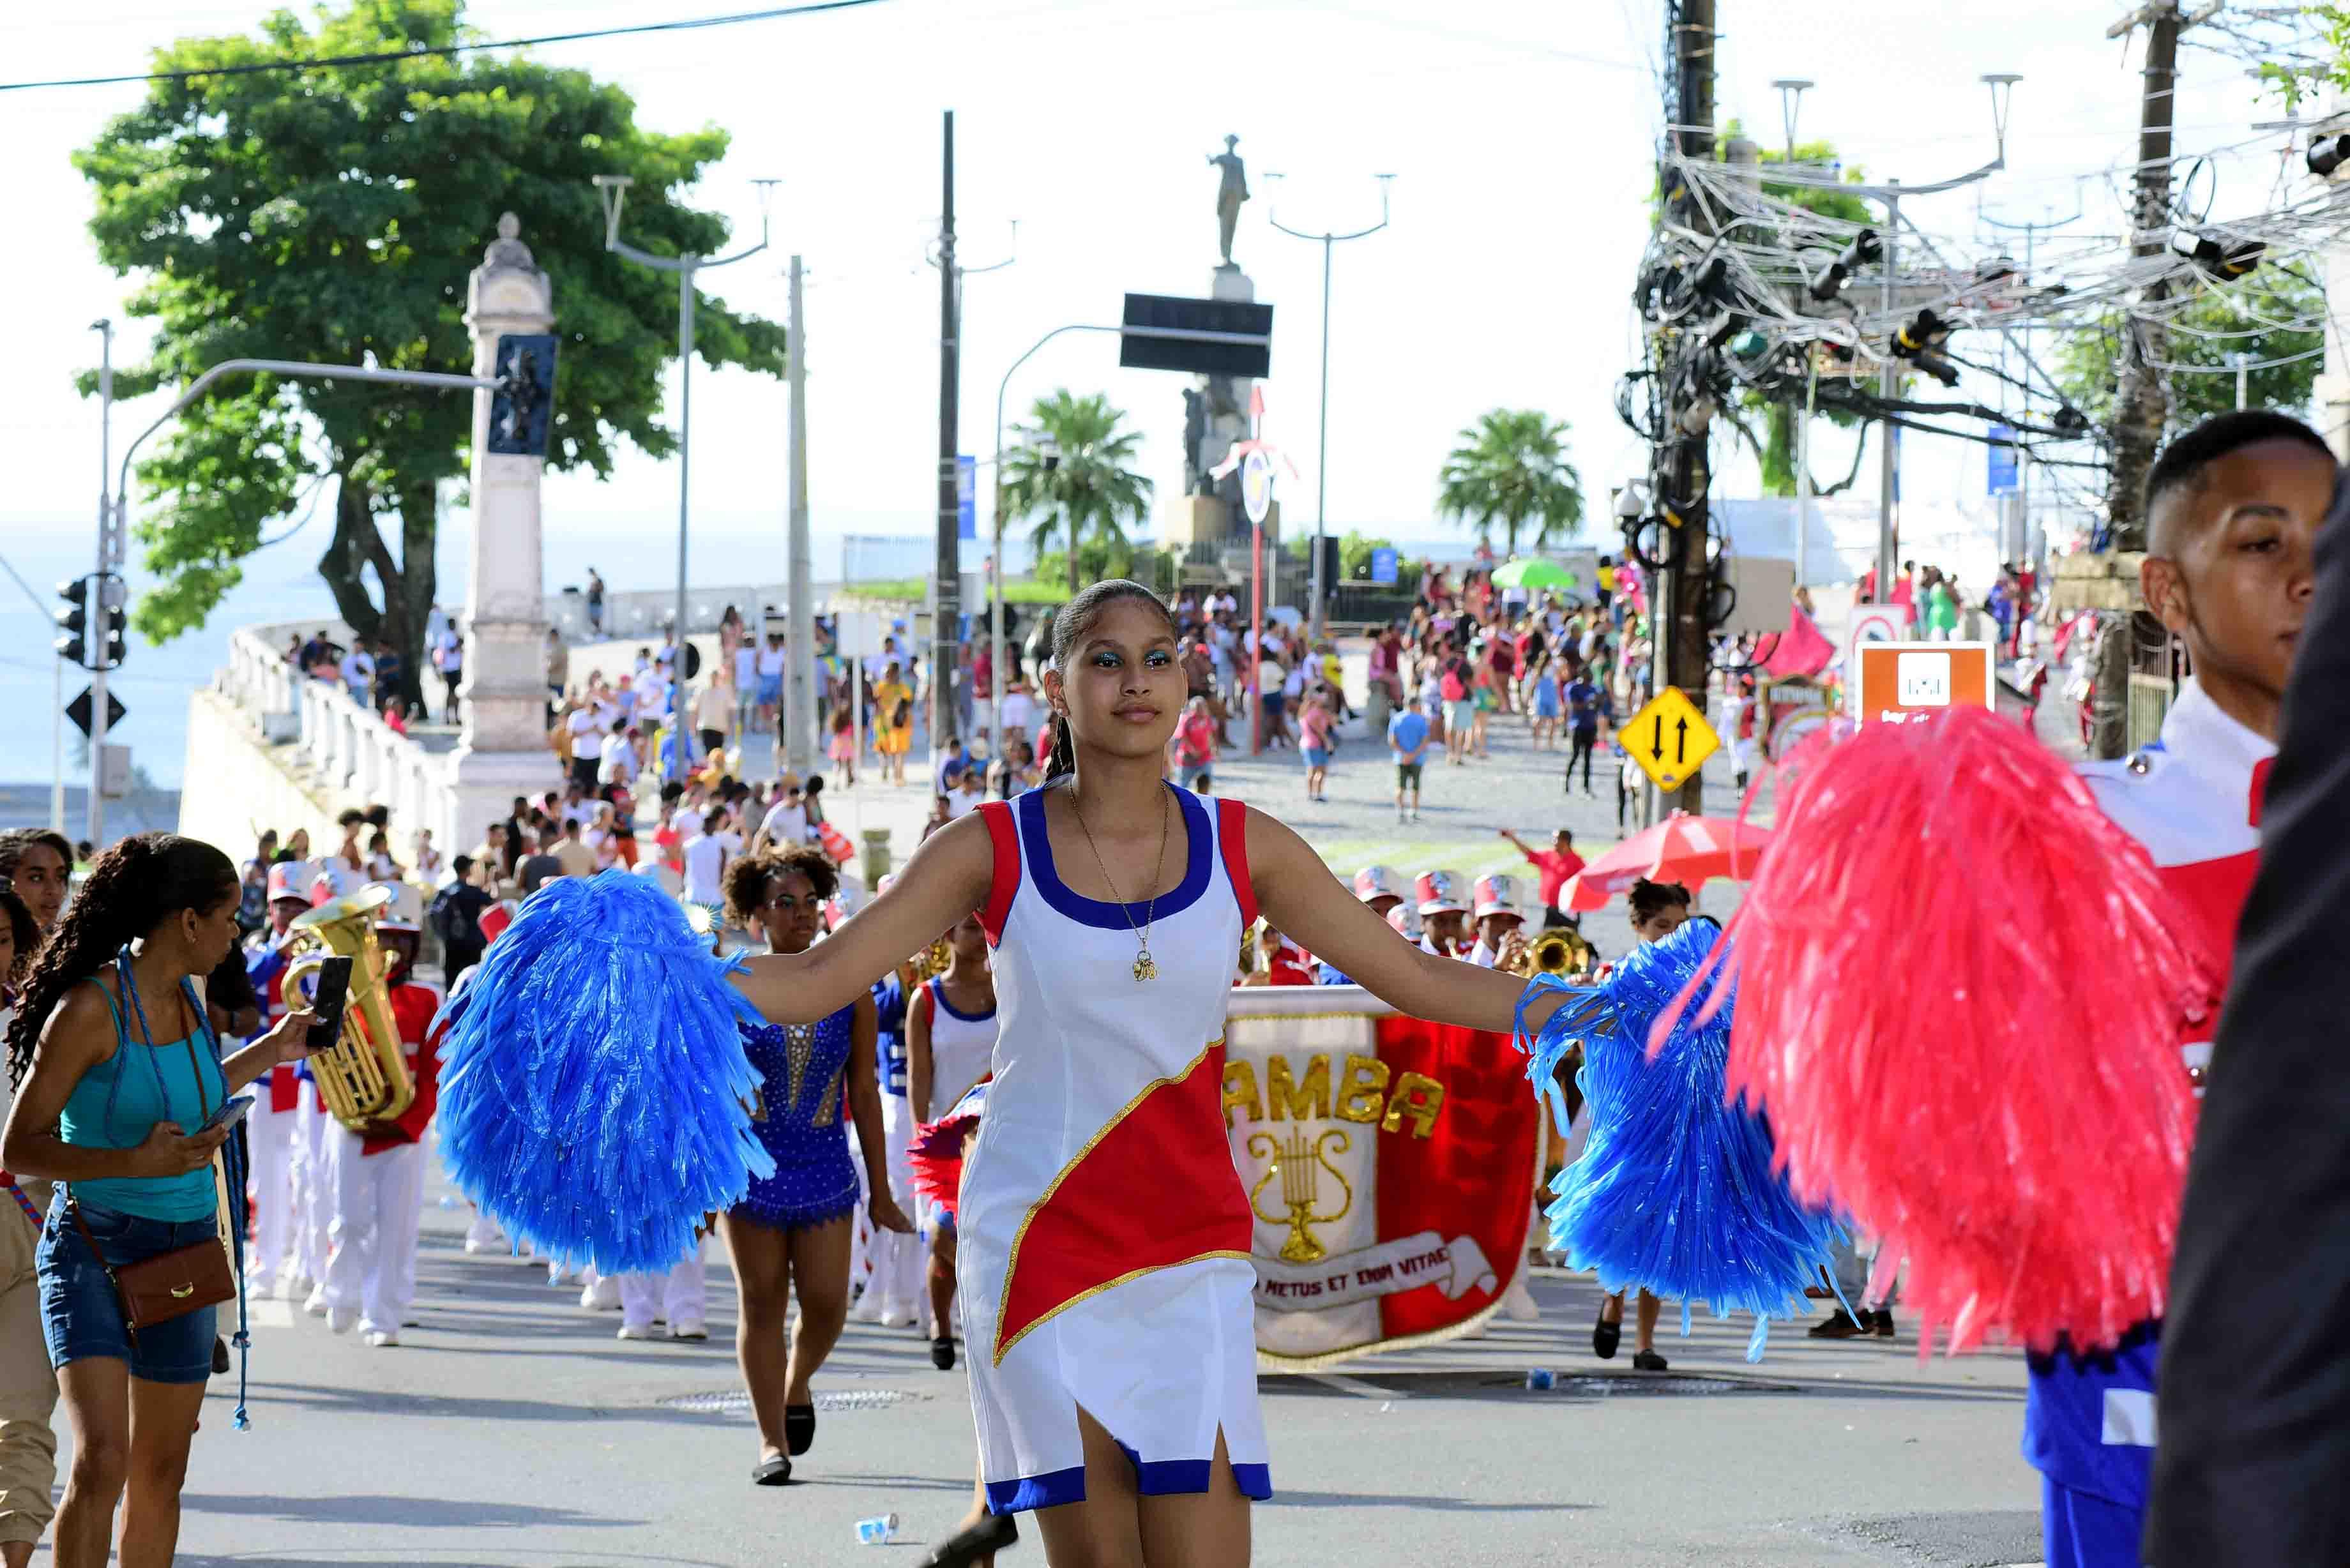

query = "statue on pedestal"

[{"left": 1208, "top": 134, "right": 1249, "bottom": 268}]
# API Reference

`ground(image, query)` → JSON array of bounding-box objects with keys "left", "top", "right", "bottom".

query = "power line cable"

[{"left": 0, "top": 0, "right": 890, "bottom": 93}]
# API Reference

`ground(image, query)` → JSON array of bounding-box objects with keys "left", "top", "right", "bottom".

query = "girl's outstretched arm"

[
  {"left": 730, "top": 813, "right": 994, "bottom": 1025},
  {"left": 1245, "top": 805, "right": 1573, "bottom": 1037}
]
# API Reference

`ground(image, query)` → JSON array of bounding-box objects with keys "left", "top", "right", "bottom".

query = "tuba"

[{"left": 282, "top": 886, "right": 416, "bottom": 1131}]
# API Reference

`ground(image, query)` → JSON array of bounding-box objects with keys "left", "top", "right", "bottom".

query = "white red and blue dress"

[
  {"left": 959, "top": 785, "right": 1270, "bottom": 1515},
  {"left": 2025, "top": 679, "right": 2270, "bottom": 1567}
]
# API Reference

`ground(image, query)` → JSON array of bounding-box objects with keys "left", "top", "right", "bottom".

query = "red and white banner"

[{"left": 1223, "top": 988, "right": 1541, "bottom": 1368}]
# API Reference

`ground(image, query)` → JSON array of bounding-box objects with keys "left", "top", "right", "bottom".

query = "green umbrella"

[{"left": 1490, "top": 557, "right": 1578, "bottom": 591}]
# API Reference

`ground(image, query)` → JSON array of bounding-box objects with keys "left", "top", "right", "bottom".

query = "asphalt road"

[{"left": 149, "top": 1175, "right": 2048, "bottom": 1568}]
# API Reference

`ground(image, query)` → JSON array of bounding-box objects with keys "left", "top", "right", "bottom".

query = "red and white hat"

[
  {"left": 1385, "top": 905, "right": 1419, "bottom": 939},
  {"left": 1473, "top": 874, "right": 1522, "bottom": 920},
  {"left": 1414, "top": 869, "right": 1468, "bottom": 917},
  {"left": 1352, "top": 865, "right": 1406, "bottom": 906},
  {"left": 265, "top": 863, "right": 309, "bottom": 904}
]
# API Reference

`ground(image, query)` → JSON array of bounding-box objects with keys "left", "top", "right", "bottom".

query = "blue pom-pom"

[
  {"left": 435, "top": 871, "right": 776, "bottom": 1272},
  {"left": 1520, "top": 923, "right": 1843, "bottom": 1357}
]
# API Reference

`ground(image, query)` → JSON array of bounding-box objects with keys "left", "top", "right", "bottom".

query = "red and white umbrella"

[{"left": 1558, "top": 811, "right": 1773, "bottom": 914}]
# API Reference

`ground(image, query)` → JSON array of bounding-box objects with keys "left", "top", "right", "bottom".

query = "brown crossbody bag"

[{"left": 64, "top": 970, "right": 236, "bottom": 1345}]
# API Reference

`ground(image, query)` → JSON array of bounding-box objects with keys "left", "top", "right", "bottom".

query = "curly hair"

[
  {"left": 0, "top": 887, "right": 34, "bottom": 994},
  {"left": 722, "top": 843, "right": 839, "bottom": 929},
  {"left": 1626, "top": 877, "right": 1692, "bottom": 926},
  {"left": 6, "top": 833, "right": 236, "bottom": 1087}
]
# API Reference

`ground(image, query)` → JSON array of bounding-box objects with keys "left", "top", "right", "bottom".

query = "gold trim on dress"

[
  {"left": 992, "top": 1249, "right": 1255, "bottom": 1367},
  {"left": 992, "top": 1037, "right": 1225, "bottom": 1366},
  {"left": 813, "top": 1065, "right": 844, "bottom": 1128}
]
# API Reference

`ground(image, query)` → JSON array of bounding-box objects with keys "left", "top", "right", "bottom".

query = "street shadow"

[
  {"left": 236, "top": 1380, "right": 711, "bottom": 1429},
  {"left": 184, "top": 1493, "right": 629, "bottom": 1530},
  {"left": 1267, "top": 1491, "right": 1593, "bottom": 1513}
]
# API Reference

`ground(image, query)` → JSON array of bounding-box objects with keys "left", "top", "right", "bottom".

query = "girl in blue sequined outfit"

[{"left": 719, "top": 845, "right": 911, "bottom": 1488}]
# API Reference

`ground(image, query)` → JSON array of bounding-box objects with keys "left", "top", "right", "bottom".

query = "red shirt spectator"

[{"left": 1501, "top": 828, "right": 1586, "bottom": 910}]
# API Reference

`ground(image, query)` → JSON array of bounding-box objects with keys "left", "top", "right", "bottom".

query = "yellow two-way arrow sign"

[{"left": 1623, "top": 686, "right": 1720, "bottom": 794}]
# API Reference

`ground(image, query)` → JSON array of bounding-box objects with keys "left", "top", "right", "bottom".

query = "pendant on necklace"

[{"left": 1132, "top": 949, "right": 1158, "bottom": 983}]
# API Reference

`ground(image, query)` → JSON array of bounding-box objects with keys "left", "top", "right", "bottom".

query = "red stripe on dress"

[
  {"left": 978, "top": 801, "right": 1021, "bottom": 945},
  {"left": 1217, "top": 797, "right": 1257, "bottom": 928}
]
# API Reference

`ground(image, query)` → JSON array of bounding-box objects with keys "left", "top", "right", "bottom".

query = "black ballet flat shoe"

[
  {"left": 1592, "top": 1309, "right": 1621, "bottom": 1361},
  {"left": 922, "top": 1512, "right": 1019, "bottom": 1567},
  {"left": 784, "top": 1403, "right": 817, "bottom": 1456},
  {"left": 931, "top": 1335, "right": 957, "bottom": 1371},
  {"left": 752, "top": 1455, "right": 792, "bottom": 1486},
  {"left": 1632, "top": 1348, "right": 1669, "bottom": 1372}
]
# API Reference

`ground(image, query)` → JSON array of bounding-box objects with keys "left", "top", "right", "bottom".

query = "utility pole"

[
  {"left": 89, "top": 319, "right": 116, "bottom": 849},
  {"left": 933, "top": 110, "right": 963, "bottom": 759},
  {"left": 1264, "top": 173, "right": 1393, "bottom": 636},
  {"left": 785, "top": 255, "right": 815, "bottom": 778},
  {"left": 1656, "top": 0, "right": 1717, "bottom": 818},
  {"left": 2096, "top": 1, "right": 2208, "bottom": 758}
]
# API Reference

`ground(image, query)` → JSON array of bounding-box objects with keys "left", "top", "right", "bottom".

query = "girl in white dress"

[
  {"left": 733, "top": 581, "right": 1568, "bottom": 1567},
  {"left": 908, "top": 914, "right": 997, "bottom": 1372}
]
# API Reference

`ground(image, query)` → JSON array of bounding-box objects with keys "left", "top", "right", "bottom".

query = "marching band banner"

[{"left": 1224, "top": 987, "right": 1542, "bottom": 1369}]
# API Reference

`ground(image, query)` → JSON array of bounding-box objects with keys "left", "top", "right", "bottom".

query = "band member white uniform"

[
  {"left": 1414, "top": 869, "right": 1471, "bottom": 959},
  {"left": 315, "top": 921, "right": 441, "bottom": 1345},
  {"left": 241, "top": 864, "right": 314, "bottom": 1297},
  {"left": 617, "top": 1239, "right": 709, "bottom": 1341},
  {"left": 1466, "top": 875, "right": 1527, "bottom": 968},
  {"left": 854, "top": 935, "right": 923, "bottom": 1329}
]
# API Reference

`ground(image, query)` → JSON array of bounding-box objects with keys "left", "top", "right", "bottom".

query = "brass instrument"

[
  {"left": 911, "top": 934, "right": 953, "bottom": 981},
  {"left": 282, "top": 886, "right": 415, "bottom": 1131},
  {"left": 1506, "top": 926, "right": 1597, "bottom": 979}
]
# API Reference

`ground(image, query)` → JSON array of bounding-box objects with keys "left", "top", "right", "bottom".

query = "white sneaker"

[
  {"left": 362, "top": 1328, "right": 399, "bottom": 1348},
  {"left": 670, "top": 1320, "right": 708, "bottom": 1341},
  {"left": 616, "top": 1322, "right": 660, "bottom": 1341},
  {"left": 849, "top": 1293, "right": 886, "bottom": 1325},
  {"left": 879, "top": 1300, "right": 919, "bottom": 1329},
  {"left": 327, "top": 1308, "right": 359, "bottom": 1335},
  {"left": 303, "top": 1292, "right": 330, "bottom": 1318},
  {"left": 579, "top": 1276, "right": 621, "bottom": 1312},
  {"left": 1501, "top": 1272, "right": 1542, "bottom": 1322},
  {"left": 463, "top": 1235, "right": 501, "bottom": 1256}
]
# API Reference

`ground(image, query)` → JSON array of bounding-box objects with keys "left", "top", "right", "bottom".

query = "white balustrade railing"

[{"left": 216, "top": 625, "right": 459, "bottom": 857}]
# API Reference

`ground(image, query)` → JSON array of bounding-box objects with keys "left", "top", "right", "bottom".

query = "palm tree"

[
  {"left": 999, "top": 390, "right": 1155, "bottom": 599},
  {"left": 1436, "top": 409, "right": 1584, "bottom": 556}
]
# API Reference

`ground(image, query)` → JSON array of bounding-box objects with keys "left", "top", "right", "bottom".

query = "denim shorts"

[
  {"left": 39, "top": 1195, "right": 220, "bottom": 1384},
  {"left": 1301, "top": 747, "right": 1331, "bottom": 769}
]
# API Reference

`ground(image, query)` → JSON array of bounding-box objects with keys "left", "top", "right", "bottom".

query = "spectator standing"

[
  {"left": 428, "top": 859, "right": 495, "bottom": 983},
  {"left": 1565, "top": 669, "right": 1608, "bottom": 795},
  {"left": 1388, "top": 694, "right": 1432, "bottom": 824},
  {"left": 430, "top": 626, "right": 462, "bottom": 725},
  {"left": 565, "top": 690, "right": 614, "bottom": 794},
  {"left": 545, "top": 629, "right": 570, "bottom": 709},
  {"left": 1170, "top": 696, "right": 1217, "bottom": 794},
  {"left": 755, "top": 633, "right": 787, "bottom": 734},
  {"left": 692, "top": 675, "right": 734, "bottom": 764},
  {"left": 870, "top": 661, "right": 915, "bottom": 787},
  {"left": 755, "top": 779, "right": 808, "bottom": 851},
  {"left": 1499, "top": 827, "right": 1586, "bottom": 929},
  {"left": 372, "top": 638, "right": 405, "bottom": 711},
  {"left": 1298, "top": 690, "right": 1337, "bottom": 804},
  {"left": 586, "top": 569, "right": 605, "bottom": 637},
  {"left": 551, "top": 819, "right": 597, "bottom": 881},
  {"left": 339, "top": 637, "right": 376, "bottom": 707},
  {"left": 679, "top": 808, "right": 738, "bottom": 910}
]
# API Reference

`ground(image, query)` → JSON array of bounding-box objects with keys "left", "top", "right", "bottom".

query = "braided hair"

[
  {"left": 6, "top": 833, "right": 236, "bottom": 1087},
  {"left": 1043, "top": 580, "right": 1179, "bottom": 783}
]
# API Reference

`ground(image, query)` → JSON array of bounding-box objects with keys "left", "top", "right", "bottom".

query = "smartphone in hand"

[
  {"left": 195, "top": 1095, "right": 254, "bottom": 1136},
  {"left": 305, "top": 955, "right": 354, "bottom": 1052}
]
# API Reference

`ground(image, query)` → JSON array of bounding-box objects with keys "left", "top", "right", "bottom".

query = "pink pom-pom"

[{"left": 1704, "top": 705, "right": 2208, "bottom": 1355}]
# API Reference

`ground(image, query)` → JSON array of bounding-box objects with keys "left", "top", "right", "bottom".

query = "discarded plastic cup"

[
  {"left": 1526, "top": 1368, "right": 1556, "bottom": 1391},
  {"left": 854, "top": 1514, "right": 900, "bottom": 1545}
]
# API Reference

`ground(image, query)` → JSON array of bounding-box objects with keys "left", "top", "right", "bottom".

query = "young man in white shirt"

[
  {"left": 679, "top": 807, "right": 739, "bottom": 907},
  {"left": 755, "top": 778, "right": 809, "bottom": 849},
  {"left": 565, "top": 698, "right": 607, "bottom": 792},
  {"left": 340, "top": 638, "right": 377, "bottom": 705}
]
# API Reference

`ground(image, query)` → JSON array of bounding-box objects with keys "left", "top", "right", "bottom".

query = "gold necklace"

[{"left": 1067, "top": 780, "right": 1171, "bottom": 982}]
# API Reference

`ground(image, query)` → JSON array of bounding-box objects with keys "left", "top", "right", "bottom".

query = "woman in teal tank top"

[{"left": 1, "top": 834, "right": 315, "bottom": 1568}]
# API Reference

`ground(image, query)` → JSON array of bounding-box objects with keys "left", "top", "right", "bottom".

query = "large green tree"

[
  {"left": 2054, "top": 271, "right": 2324, "bottom": 428},
  {"left": 1436, "top": 409, "right": 1582, "bottom": 555},
  {"left": 77, "top": 0, "right": 785, "bottom": 703},
  {"left": 999, "top": 391, "right": 1154, "bottom": 600}
]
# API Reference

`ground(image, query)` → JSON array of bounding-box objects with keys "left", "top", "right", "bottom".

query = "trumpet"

[
  {"left": 282, "top": 886, "right": 416, "bottom": 1131},
  {"left": 1505, "top": 926, "right": 1596, "bottom": 979}
]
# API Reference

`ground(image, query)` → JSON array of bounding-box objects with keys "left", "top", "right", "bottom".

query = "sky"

[{"left": 0, "top": 0, "right": 2324, "bottom": 589}]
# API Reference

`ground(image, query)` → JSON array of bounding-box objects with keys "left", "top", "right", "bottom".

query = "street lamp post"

[
  {"left": 594, "top": 176, "right": 772, "bottom": 781},
  {"left": 1264, "top": 172, "right": 1393, "bottom": 636}
]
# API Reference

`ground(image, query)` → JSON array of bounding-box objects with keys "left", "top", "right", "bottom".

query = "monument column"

[{"left": 445, "top": 215, "right": 556, "bottom": 857}]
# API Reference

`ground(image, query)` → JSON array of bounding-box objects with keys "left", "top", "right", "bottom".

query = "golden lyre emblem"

[{"left": 1248, "top": 1126, "right": 1353, "bottom": 1265}]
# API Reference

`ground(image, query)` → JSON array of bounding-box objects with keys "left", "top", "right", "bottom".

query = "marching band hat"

[
  {"left": 1415, "top": 869, "right": 1469, "bottom": 917},
  {"left": 1352, "top": 865, "right": 1406, "bottom": 906},
  {"left": 266, "top": 863, "right": 308, "bottom": 903},
  {"left": 1473, "top": 874, "right": 1522, "bottom": 920}
]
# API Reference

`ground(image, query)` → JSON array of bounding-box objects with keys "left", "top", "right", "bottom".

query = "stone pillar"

[{"left": 445, "top": 215, "right": 557, "bottom": 857}]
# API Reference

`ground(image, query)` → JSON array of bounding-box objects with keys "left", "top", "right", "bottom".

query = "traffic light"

[
  {"left": 487, "top": 333, "right": 558, "bottom": 458},
  {"left": 98, "top": 581, "right": 126, "bottom": 670},
  {"left": 52, "top": 578, "right": 88, "bottom": 667}
]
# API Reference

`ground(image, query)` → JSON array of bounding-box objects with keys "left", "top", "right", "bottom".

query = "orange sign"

[{"left": 1856, "top": 641, "right": 1994, "bottom": 726}]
